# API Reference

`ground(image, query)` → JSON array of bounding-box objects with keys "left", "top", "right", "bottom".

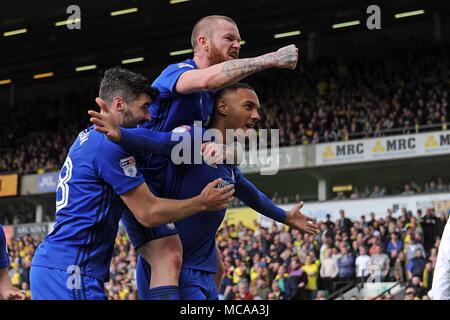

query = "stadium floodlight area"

[
  {"left": 75, "top": 65, "right": 97, "bottom": 72},
  {"left": 0, "top": 79, "right": 12, "bottom": 85},
  {"left": 3, "top": 28, "right": 27, "bottom": 37},
  {"left": 121, "top": 57, "right": 145, "bottom": 64},
  {"left": 33, "top": 72, "right": 54, "bottom": 79},
  {"left": 274, "top": 30, "right": 301, "bottom": 39},
  {"left": 170, "top": 0, "right": 190, "bottom": 4},
  {"left": 54, "top": 18, "right": 81, "bottom": 27},
  {"left": 169, "top": 48, "right": 193, "bottom": 56},
  {"left": 110, "top": 8, "right": 138, "bottom": 17},
  {"left": 394, "top": 9, "right": 425, "bottom": 19},
  {"left": 332, "top": 20, "right": 361, "bottom": 29}
]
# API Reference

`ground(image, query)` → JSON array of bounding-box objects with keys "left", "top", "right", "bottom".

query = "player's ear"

[
  {"left": 216, "top": 98, "right": 228, "bottom": 116},
  {"left": 198, "top": 36, "right": 208, "bottom": 51},
  {"left": 112, "top": 96, "right": 124, "bottom": 113}
]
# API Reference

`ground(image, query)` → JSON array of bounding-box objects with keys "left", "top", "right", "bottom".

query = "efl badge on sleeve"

[{"left": 120, "top": 156, "right": 137, "bottom": 177}]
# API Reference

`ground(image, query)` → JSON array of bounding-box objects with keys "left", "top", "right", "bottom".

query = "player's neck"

[
  {"left": 193, "top": 55, "right": 212, "bottom": 69},
  {"left": 210, "top": 120, "right": 228, "bottom": 144}
]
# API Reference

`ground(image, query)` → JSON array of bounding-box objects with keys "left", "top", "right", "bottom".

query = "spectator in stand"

[
  {"left": 421, "top": 208, "right": 437, "bottom": 252},
  {"left": 368, "top": 246, "right": 390, "bottom": 281},
  {"left": 436, "top": 178, "right": 447, "bottom": 192},
  {"left": 369, "top": 186, "right": 385, "bottom": 198},
  {"left": 349, "top": 188, "right": 360, "bottom": 199},
  {"left": 355, "top": 246, "right": 371, "bottom": 282},
  {"left": 324, "top": 214, "right": 336, "bottom": 233},
  {"left": 270, "top": 280, "right": 284, "bottom": 300},
  {"left": 315, "top": 290, "right": 327, "bottom": 300},
  {"left": 386, "top": 232, "right": 403, "bottom": 255},
  {"left": 235, "top": 279, "right": 254, "bottom": 300},
  {"left": 339, "top": 210, "right": 352, "bottom": 236},
  {"left": 406, "top": 249, "right": 427, "bottom": 280},
  {"left": 435, "top": 212, "right": 448, "bottom": 240},
  {"left": 337, "top": 245, "right": 354, "bottom": 289},
  {"left": 428, "top": 247, "right": 439, "bottom": 269},
  {"left": 285, "top": 258, "right": 308, "bottom": 300},
  {"left": 404, "top": 287, "right": 416, "bottom": 300},
  {"left": 405, "top": 235, "right": 426, "bottom": 263},
  {"left": 255, "top": 276, "right": 271, "bottom": 300},
  {"left": 409, "top": 276, "right": 426, "bottom": 298},
  {"left": 402, "top": 184, "right": 415, "bottom": 196},
  {"left": 302, "top": 255, "right": 319, "bottom": 299},
  {"left": 422, "top": 261, "right": 434, "bottom": 292}
]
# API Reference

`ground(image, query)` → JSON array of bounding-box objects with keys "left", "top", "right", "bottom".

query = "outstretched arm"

[
  {"left": 235, "top": 176, "right": 319, "bottom": 235},
  {"left": 88, "top": 98, "right": 183, "bottom": 157},
  {"left": 176, "top": 45, "right": 298, "bottom": 94},
  {"left": 121, "top": 179, "right": 235, "bottom": 228}
]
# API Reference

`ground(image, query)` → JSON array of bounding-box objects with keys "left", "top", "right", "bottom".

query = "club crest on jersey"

[
  {"left": 217, "top": 179, "right": 233, "bottom": 189},
  {"left": 119, "top": 156, "right": 137, "bottom": 177},
  {"left": 166, "top": 223, "right": 176, "bottom": 230}
]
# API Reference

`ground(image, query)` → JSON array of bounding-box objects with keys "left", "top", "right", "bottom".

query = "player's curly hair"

[{"left": 99, "top": 67, "right": 159, "bottom": 103}]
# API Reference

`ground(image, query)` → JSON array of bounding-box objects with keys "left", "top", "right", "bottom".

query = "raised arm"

[
  {"left": 88, "top": 98, "right": 184, "bottom": 156},
  {"left": 176, "top": 45, "right": 298, "bottom": 94},
  {"left": 235, "top": 176, "right": 319, "bottom": 235},
  {"left": 121, "top": 178, "right": 235, "bottom": 228}
]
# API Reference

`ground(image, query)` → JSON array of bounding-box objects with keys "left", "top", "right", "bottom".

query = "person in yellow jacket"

[{"left": 302, "top": 255, "right": 319, "bottom": 299}]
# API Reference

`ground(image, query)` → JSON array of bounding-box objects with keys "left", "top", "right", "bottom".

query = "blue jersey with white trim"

[
  {"left": 147, "top": 59, "right": 215, "bottom": 132},
  {"left": 163, "top": 160, "right": 241, "bottom": 274},
  {"left": 31, "top": 126, "right": 144, "bottom": 282},
  {"left": 153, "top": 124, "right": 240, "bottom": 273},
  {"left": 0, "top": 225, "right": 9, "bottom": 269}
]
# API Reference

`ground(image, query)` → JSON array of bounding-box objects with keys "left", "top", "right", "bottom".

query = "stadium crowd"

[
  {"left": 331, "top": 177, "right": 450, "bottom": 201},
  {"left": 253, "top": 41, "right": 449, "bottom": 147},
  {"left": 4, "top": 206, "right": 447, "bottom": 300},
  {"left": 0, "top": 42, "right": 448, "bottom": 175}
]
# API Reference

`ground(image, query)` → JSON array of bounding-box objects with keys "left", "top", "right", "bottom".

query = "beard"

[
  {"left": 122, "top": 109, "right": 144, "bottom": 127},
  {"left": 208, "top": 42, "right": 230, "bottom": 65}
]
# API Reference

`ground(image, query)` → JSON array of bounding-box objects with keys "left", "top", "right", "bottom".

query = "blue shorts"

[
  {"left": 135, "top": 255, "right": 218, "bottom": 300},
  {"left": 121, "top": 207, "right": 178, "bottom": 250},
  {"left": 30, "top": 266, "right": 106, "bottom": 300},
  {"left": 179, "top": 267, "right": 218, "bottom": 300}
]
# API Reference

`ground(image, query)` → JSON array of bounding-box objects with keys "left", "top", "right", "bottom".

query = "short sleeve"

[
  {"left": 153, "top": 61, "right": 196, "bottom": 96},
  {"left": 95, "top": 138, "right": 145, "bottom": 195}
]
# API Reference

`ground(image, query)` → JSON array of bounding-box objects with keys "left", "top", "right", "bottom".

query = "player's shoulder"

[
  {"left": 70, "top": 126, "right": 103, "bottom": 150},
  {"left": 168, "top": 59, "right": 197, "bottom": 72},
  {"left": 71, "top": 126, "right": 125, "bottom": 157},
  {"left": 156, "top": 59, "right": 197, "bottom": 79}
]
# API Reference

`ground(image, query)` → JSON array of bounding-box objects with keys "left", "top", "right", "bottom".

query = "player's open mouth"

[
  {"left": 246, "top": 123, "right": 255, "bottom": 129},
  {"left": 229, "top": 52, "right": 237, "bottom": 59}
]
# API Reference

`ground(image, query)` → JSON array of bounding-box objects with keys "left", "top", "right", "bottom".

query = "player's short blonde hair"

[{"left": 191, "top": 15, "right": 237, "bottom": 50}]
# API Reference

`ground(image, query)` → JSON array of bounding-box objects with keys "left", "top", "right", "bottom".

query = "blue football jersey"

[
  {"left": 31, "top": 126, "right": 145, "bottom": 282},
  {"left": 147, "top": 59, "right": 215, "bottom": 132},
  {"left": 161, "top": 154, "right": 242, "bottom": 273},
  {"left": 0, "top": 225, "right": 9, "bottom": 269}
]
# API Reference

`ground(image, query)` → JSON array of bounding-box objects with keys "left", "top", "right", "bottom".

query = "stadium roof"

[{"left": 0, "top": 0, "right": 448, "bottom": 84}]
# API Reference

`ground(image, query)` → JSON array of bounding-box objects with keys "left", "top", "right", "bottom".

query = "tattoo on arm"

[{"left": 222, "top": 54, "right": 275, "bottom": 78}]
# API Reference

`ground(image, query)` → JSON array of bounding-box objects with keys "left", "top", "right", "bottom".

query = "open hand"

[
  {"left": 88, "top": 97, "right": 121, "bottom": 142},
  {"left": 285, "top": 201, "right": 319, "bottom": 235}
]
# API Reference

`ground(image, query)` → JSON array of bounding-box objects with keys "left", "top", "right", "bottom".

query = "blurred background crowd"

[{"left": 6, "top": 206, "right": 447, "bottom": 300}]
